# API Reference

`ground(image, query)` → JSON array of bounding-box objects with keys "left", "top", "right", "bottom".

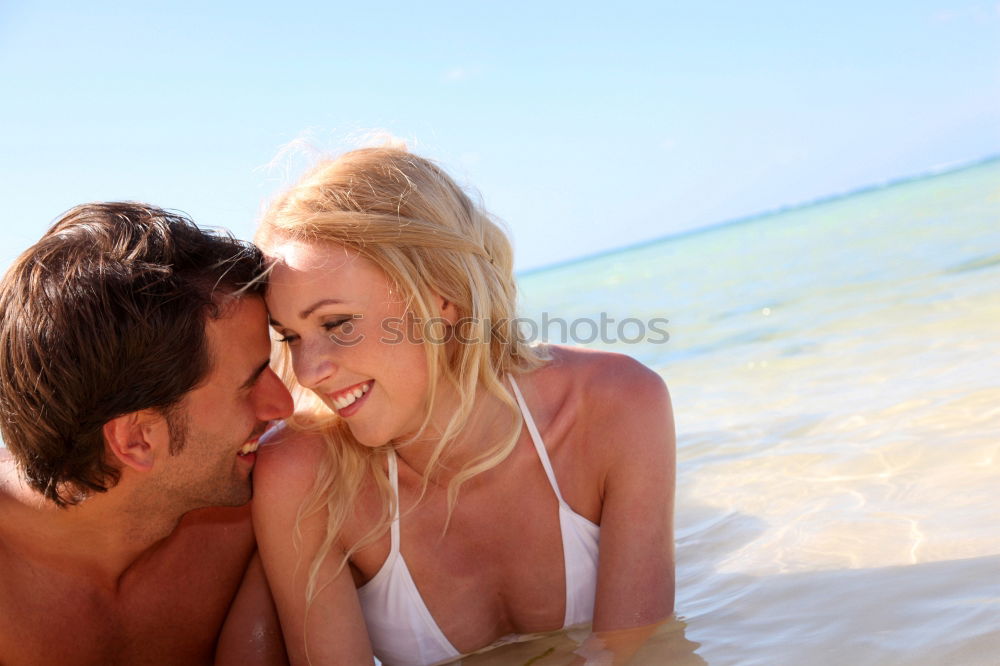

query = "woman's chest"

[{"left": 350, "top": 454, "right": 582, "bottom": 652}]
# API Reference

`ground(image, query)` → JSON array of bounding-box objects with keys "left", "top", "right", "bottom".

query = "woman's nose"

[{"left": 292, "top": 339, "right": 337, "bottom": 391}]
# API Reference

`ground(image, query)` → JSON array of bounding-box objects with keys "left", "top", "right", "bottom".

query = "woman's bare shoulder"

[
  {"left": 535, "top": 346, "right": 672, "bottom": 462},
  {"left": 253, "top": 418, "right": 329, "bottom": 494},
  {"left": 539, "top": 345, "right": 669, "bottom": 401}
]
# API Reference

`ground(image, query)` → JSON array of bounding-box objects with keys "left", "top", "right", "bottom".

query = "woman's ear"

[{"left": 102, "top": 410, "right": 171, "bottom": 473}]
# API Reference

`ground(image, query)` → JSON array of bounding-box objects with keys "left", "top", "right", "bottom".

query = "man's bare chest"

[{"left": 0, "top": 537, "right": 251, "bottom": 665}]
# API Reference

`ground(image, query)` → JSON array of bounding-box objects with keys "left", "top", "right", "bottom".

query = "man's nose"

[{"left": 256, "top": 368, "right": 294, "bottom": 420}]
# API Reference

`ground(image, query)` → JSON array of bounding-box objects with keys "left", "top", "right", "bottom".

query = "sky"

[{"left": 1, "top": 0, "right": 998, "bottom": 272}]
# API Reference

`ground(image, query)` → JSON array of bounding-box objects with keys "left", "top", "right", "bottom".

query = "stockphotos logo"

[{"left": 314, "top": 313, "right": 670, "bottom": 347}]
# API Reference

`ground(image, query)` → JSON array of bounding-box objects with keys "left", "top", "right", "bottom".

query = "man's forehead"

[{"left": 203, "top": 296, "right": 270, "bottom": 379}]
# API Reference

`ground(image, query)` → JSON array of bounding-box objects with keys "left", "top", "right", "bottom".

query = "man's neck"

[{"left": 1, "top": 463, "right": 185, "bottom": 591}]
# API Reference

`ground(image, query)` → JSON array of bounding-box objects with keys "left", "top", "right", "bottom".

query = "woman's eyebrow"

[{"left": 299, "top": 298, "right": 346, "bottom": 319}]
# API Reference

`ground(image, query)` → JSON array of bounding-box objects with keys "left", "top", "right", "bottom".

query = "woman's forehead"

[
  {"left": 267, "top": 242, "right": 393, "bottom": 295},
  {"left": 267, "top": 239, "right": 359, "bottom": 272},
  {"left": 264, "top": 241, "right": 398, "bottom": 315}
]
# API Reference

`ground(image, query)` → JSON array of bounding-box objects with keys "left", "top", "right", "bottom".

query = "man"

[{"left": 0, "top": 202, "right": 293, "bottom": 665}]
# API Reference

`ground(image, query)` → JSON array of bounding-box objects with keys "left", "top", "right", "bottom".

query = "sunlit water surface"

[{"left": 462, "top": 159, "right": 1000, "bottom": 665}]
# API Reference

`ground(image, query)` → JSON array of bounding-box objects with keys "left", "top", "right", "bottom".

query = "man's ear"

[
  {"left": 102, "top": 410, "right": 170, "bottom": 472},
  {"left": 437, "top": 294, "right": 460, "bottom": 325}
]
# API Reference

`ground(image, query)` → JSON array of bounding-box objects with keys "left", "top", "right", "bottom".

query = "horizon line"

[{"left": 516, "top": 151, "right": 1000, "bottom": 278}]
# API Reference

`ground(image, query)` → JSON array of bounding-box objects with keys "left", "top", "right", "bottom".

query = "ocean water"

[{"left": 461, "top": 158, "right": 1000, "bottom": 665}]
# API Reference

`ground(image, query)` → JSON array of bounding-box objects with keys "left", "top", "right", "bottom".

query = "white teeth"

[
  {"left": 238, "top": 440, "right": 259, "bottom": 456},
  {"left": 332, "top": 382, "right": 372, "bottom": 411}
]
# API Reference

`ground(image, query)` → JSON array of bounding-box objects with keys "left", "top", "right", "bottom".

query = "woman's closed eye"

[
  {"left": 273, "top": 318, "right": 354, "bottom": 344},
  {"left": 322, "top": 317, "right": 354, "bottom": 333}
]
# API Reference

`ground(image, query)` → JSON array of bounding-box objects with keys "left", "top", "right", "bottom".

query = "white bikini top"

[{"left": 357, "top": 376, "right": 601, "bottom": 665}]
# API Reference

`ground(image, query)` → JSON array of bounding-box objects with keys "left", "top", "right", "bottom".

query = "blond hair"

[{"left": 257, "top": 146, "right": 548, "bottom": 604}]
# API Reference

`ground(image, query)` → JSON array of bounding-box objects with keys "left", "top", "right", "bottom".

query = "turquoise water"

[{"left": 477, "top": 158, "right": 1000, "bottom": 665}]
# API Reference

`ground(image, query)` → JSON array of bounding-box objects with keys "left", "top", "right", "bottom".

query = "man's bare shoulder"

[
  {"left": 0, "top": 450, "right": 258, "bottom": 665},
  {"left": 176, "top": 502, "right": 254, "bottom": 541}
]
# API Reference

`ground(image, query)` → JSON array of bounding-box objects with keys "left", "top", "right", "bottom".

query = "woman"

[{"left": 252, "top": 146, "right": 676, "bottom": 665}]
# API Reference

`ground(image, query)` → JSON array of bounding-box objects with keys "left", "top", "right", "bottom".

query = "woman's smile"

[{"left": 327, "top": 379, "right": 374, "bottom": 415}]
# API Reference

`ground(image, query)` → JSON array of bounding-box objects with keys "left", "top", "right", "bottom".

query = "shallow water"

[{"left": 498, "top": 158, "right": 1000, "bottom": 665}]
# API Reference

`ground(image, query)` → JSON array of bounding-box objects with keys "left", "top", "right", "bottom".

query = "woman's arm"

[
  {"left": 590, "top": 357, "right": 676, "bottom": 635},
  {"left": 215, "top": 551, "right": 289, "bottom": 666},
  {"left": 252, "top": 434, "right": 375, "bottom": 666}
]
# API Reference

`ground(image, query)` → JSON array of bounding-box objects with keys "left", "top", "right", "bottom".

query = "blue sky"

[{"left": 1, "top": 0, "right": 998, "bottom": 271}]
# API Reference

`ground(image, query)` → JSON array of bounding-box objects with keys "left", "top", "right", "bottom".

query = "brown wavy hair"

[{"left": 0, "top": 202, "right": 264, "bottom": 507}]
